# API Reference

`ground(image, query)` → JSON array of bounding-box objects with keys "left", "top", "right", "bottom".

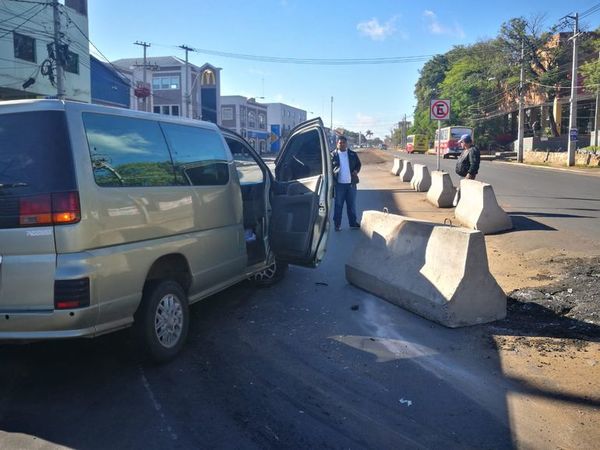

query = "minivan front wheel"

[
  {"left": 250, "top": 261, "right": 288, "bottom": 287},
  {"left": 134, "top": 280, "right": 189, "bottom": 363}
]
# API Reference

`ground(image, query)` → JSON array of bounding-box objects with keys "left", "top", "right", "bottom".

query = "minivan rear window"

[{"left": 0, "top": 111, "right": 76, "bottom": 195}]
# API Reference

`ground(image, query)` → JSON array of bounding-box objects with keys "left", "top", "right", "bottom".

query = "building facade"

[
  {"left": 90, "top": 56, "right": 131, "bottom": 108},
  {"left": 112, "top": 57, "right": 221, "bottom": 123},
  {"left": 221, "top": 96, "right": 270, "bottom": 153},
  {"left": 266, "top": 103, "right": 307, "bottom": 152},
  {"left": 0, "top": 0, "right": 90, "bottom": 102}
]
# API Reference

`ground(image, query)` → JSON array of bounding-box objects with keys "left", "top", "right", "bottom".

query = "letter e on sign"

[{"left": 430, "top": 99, "right": 451, "bottom": 121}]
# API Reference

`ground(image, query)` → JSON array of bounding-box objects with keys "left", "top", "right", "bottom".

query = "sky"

[{"left": 88, "top": 1, "right": 600, "bottom": 138}]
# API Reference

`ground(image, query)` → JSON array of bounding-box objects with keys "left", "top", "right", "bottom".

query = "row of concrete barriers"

[
  {"left": 391, "top": 158, "right": 512, "bottom": 235},
  {"left": 343, "top": 160, "right": 511, "bottom": 328}
]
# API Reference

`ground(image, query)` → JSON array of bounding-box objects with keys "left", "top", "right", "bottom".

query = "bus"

[
  {"left": 434, "top": 126, "right": 473, "bottom": 158},
  {"left": 406, "top": 134, "right": 428, "bottom": 153}
]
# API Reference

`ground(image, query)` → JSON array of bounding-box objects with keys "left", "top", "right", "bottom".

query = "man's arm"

[{"left": 353, "top": 151, "right": 362, "bottom": 174}]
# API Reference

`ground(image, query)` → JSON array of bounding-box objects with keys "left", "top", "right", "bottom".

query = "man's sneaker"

[
  {"left": 350, "top": 223, "right": 361, "bottom": 229},
  {"left": 335, "top": 226, "right": 341, "bottom": 232}
]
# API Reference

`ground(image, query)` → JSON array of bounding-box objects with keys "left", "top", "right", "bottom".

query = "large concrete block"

[
  {"left": 410, "top": 164, "right": 431, "bottom": 192},
  {"left": 399, "top": 160, "right": 413, "bottom": 182},
  {"left": 427, "top": 171, "right": 456, "bottom": 208},
  {"left": 391, "top": 158, "right": 402, "bottom": 176},
  {"left": 455, "top": 179, "right": 512, "bottom": 234},
  {"left": 345, "top": 211, "right": 506, "bottom": 327}
]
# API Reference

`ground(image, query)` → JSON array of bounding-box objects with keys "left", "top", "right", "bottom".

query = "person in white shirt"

[{"left": 331, "top": 135, "right": 362, "bottom": 231}]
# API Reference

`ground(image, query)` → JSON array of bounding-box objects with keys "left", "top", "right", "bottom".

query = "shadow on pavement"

[{"left": 509, "top": 215, "right": 557, "bottom": 231}]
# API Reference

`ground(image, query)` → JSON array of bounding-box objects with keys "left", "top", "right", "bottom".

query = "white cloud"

[
  {"left": 355, "top": 112, "right": 377, "bottom": 130},
  {"left": 357, "top": 16, "right": 399, "bottom": 41},
  {"left": 423, "top": 10, "right": 465, "bottom": 39}
]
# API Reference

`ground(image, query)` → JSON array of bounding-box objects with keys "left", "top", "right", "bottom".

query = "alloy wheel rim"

[
  {"left": 154, "top": 293, "right": 184, "bottom": 348},
  {"left": 254, "top": 262, "right": 277, "bottom": 281}
]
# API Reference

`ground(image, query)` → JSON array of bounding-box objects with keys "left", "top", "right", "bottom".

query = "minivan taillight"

[
  {"left": 19, "top": 191, "right": 80, "bottom": 227},
  {"left": 54, "top": 278, "right": 90, "bottom": 310}
]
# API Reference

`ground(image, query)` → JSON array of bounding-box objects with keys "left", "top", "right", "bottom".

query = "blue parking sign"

[{"left": 570, "top": 128, "right": 578, "bottom": 141}]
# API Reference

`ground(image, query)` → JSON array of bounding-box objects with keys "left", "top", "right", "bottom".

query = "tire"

[
  {"left": 249, "top": 260, "right": 288, "bottom": 287},
  {"left": 134, "top": 280, "right": 190, "bottom": 363}
]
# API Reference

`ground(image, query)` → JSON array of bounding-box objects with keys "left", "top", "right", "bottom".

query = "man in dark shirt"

[{"left": 455, "top": 134, "right": 480, "bottom": 180}]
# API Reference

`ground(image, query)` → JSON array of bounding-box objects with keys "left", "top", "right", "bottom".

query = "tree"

[{"left": 580, "top": 32, "right": 600, "bottom": 145}]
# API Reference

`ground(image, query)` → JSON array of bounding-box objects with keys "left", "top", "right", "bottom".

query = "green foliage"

[{"left": 411, "top": 17, "right": 599, "bottom": 145}]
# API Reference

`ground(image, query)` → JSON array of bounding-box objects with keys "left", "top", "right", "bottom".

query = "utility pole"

[
  {"left": 567, "top": 13, "right": 579, "bottom": 166},
  {"left": 594, "top": 51, "right": 600, "bottom": 147},
  {"left": 403, "top": 114, "right": 407, "bottom": 148},
  {"left": 517, "top": 39, "right": 525, "bottom": 163},
  {"left": 52, "top": 1, "right": 65, "bottom": 99},
  {"left": 179, "top": 45, "right": 193, "bottom": 118},
  {"left": 134, "top": 41, "right": 150, "bottom": 111}
]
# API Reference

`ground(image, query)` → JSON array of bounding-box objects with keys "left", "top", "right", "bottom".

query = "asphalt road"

[
  {"left": 396, "top": 152, "right": 600, "bottom": 239},
  {"left": 1, "top": 158, "right": 597, "bottom": 449}
]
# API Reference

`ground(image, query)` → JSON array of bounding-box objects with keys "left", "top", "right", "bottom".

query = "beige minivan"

[{"left": 0, "top": 100, "right": 332, "bottom": 361}]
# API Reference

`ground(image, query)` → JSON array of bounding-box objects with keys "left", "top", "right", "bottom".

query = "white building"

[
  {"left": 0, "top": 0, "right": 90, "bottom": 102},
  {"left": 221, "top": 96, "right": 269, "bottom": 153},
  {"left": 266, "top": 103, "right": 307, "bottom": 152}
]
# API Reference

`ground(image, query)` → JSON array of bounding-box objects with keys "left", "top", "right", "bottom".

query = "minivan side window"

[
  {"left": 161, "top": 123, "right": 229, "bottom": 186},
  {"left": 83, "top": 113, "right": 176, "bottom": 187},
  {"left": 276, "top": 129, "right": 322, "bottom": 182}
]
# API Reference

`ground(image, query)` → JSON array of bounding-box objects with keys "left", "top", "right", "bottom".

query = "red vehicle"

[{"left": 434, "top": 126, "right": 473, "bottom": 158}]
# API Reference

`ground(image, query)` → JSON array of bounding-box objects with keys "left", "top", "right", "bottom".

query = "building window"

[
  {"left": 259, "top": 140, "right": 266, "bottom": 154},
  {"left": 240, "top": 107, "right": 246, "bottom": 126},
  {"left": 153, "top": 105, "right": 180, "bottom": 116},
  {"left": 65, "top": 51, "right": 79, "bottom": 74},
  {"left": 152, "top": 76, "right": 180, "bottom": 90},
  {"left": 201, "top": 69, "right": 215, "bottom": 85},
  {"left": 258, "top": 113, "right": 266, "bottom": 129},
  {"left": 248, "top": 111, "right": 256, "bottom": 128},
  {"left": 13, "top": 32, "right": 36, "bottom": 62},
  {"left": 222, "top": 107, "right": 234, "bottom": 121}
]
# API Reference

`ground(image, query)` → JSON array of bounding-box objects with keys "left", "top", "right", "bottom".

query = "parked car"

[{"left": 0, "top": 100, "right": 332, "bottom": 362}]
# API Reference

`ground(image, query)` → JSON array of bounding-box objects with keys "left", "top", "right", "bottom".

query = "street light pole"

[
  {"left": 567, "top": 13, "right": 579, "bottom": 166},
  {"left": 517, "top": 39, "right": 525, "bottom": 163},
  {"left": 330, "top": 96, "right": 334, "bottom": 132},
  {"left": 179, "top": 45, "right": 193, "bottom": 118}
]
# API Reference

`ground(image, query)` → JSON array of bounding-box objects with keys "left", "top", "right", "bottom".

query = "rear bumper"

[{"left": 0, "top": 305, "right": 100, "bottom": 339}]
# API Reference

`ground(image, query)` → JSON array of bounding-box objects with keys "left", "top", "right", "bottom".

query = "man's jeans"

[{"left": 334, "top": 183, "right": 358, "bottom": 227}]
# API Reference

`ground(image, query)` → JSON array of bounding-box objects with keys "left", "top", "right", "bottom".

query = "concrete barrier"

[
  {"left": 410, "top": 164, "right": 431, "bottom": 192},
  {"left": 399, "top": 160, "right": 413, "bottom": 182},
  {"left": 391, "top": 157, "right": 402, "bottom": 175},
  {"left": 455, "top": 179, "right": 512, "bottom": 234},
  {"left": 426, "top": 171, "right": 456, "bottom": 208},
  {"left": 345, "top": 211, "right": 506, "bottom": 327}
]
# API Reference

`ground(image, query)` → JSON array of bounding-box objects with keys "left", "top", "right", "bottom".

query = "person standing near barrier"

[
  {"left": 331, "top": 135, "right": 362, "bottom": 231},
  {"left": 455, "top": 134, "right": 480, "bottom": 180},
  {"left": 453, "top": 134, "right": 481, "bottom": 206}
]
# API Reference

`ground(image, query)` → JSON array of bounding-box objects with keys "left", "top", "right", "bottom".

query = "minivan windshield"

[{"left": 0, "top": 111, "right": 76, "bottom": 196}]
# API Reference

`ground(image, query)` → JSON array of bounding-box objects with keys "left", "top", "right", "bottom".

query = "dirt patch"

[
  {"left": 356, "top": 149, "right": 392, "bottom": 165},
  {"left": 487, "top": 257, "right": 600, "bottom": 345}
]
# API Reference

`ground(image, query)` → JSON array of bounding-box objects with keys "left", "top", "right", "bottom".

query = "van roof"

[{"left": 0, "top": 99, "right": 220, "bottom": 131}]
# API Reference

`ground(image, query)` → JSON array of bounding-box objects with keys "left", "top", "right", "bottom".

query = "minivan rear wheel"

[{"left": 134, "top": 280, "right": 189, "bottom": 363}]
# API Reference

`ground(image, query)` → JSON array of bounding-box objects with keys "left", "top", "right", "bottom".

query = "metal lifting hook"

[
  {"left": 444, "top": 218, "right": 453, "bottom": 227},
  {"left": 383, "top": 207, "right": 389, "bottom": 215}
]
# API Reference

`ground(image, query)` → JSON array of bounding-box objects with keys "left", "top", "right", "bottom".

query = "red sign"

[{"left": 430, "top": 99, "right": 450, "bottom": 120}]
